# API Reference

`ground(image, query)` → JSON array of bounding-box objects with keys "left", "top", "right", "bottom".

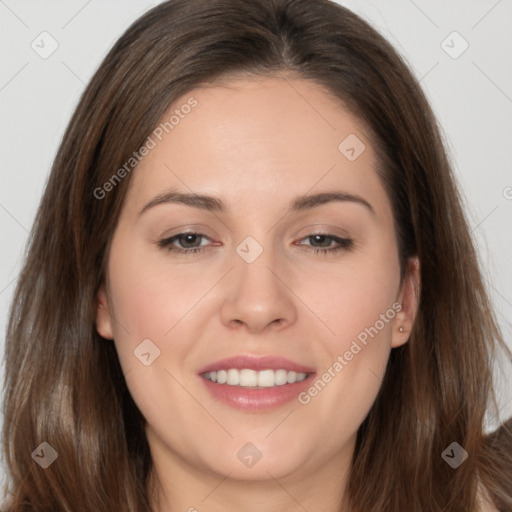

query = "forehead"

[{"left": 124, "top": 75, "right": 389, "bottom": 220}]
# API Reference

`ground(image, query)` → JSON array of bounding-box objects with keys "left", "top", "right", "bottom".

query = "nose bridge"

[
  {"left": 219, "top": 234, "right": 297, "bottom": 332},
  {"left": 235, "top": 235, "right": 279, "bottom": 295}
]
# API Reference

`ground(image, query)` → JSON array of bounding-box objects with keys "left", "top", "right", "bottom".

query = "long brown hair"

[{"left": 2, "top": 0, "right": 511, "bottom": 510}]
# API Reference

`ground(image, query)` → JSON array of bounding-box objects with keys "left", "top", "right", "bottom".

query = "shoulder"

[{"left": 476, "top": 482, "right": 499, "bottom": 512}]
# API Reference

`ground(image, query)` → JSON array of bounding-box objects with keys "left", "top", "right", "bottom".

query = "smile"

[{"left": 202, "top": 368, "right": 309, "bottom": 388}]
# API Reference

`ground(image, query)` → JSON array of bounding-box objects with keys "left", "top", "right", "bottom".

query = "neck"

[{"left": 146, "top": 433, "right": 356, "bottom": 512}]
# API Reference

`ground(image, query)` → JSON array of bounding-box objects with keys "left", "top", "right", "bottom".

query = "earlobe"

[
  {"left": 95, "top": 282, "right": 114, "bottom": 340},
  {"left": 391, "top": 256, "right": 421, "bottom": 348}
]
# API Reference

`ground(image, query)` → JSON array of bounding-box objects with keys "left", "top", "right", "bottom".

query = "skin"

[{"left": 96, "top": 74, "right": 420, "bottom": 512}]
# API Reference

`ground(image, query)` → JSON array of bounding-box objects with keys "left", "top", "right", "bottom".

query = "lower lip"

[{"left": 200, "top": 374, "right": 315, "bottom": 411}]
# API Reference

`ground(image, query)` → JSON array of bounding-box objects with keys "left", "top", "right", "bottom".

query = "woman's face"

[{"left": 96, "top": 75, "right": 419, "bottom": 489}]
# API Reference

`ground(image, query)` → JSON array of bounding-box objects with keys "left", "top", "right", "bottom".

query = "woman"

[{"left": 2, "top": 0, "right": 511, "bottom": 510}]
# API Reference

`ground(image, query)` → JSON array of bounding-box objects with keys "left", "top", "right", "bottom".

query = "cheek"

[
  {"left": 105, "top": 246, "right": 202, "bottom": 424},
  {"left": 107, "top": 242, "right": 205, "bottom": 341},
  {"left": 105, "top": 238, "right": 226, "bottom": 395},
  {"left": 310, "top": 248, "right": 400, "bottom": 349},
  {"left": 299, "top": 254, "right": 400, "bottom": 431},
  {"left": 313, "top": 279, "right": 397, "bottom": 401}
]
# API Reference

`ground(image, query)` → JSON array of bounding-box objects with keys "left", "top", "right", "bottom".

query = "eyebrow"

[{"left": 138, "top": 189, "right": 375, "bottom": 216}]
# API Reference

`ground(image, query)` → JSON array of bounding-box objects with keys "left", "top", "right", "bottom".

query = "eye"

[
  {"left": 295, "top": 234, "right": 353, "bottom": 255},
  {"left": 157, "top": 232, "right": 353, "bottom": 256},
  {"left": 158, "top": 232, "right": 213, "bottom": 255}
]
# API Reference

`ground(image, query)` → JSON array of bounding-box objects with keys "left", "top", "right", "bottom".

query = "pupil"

[
  {"left": 182, "top": 234, "right": 199, "bottom": 247},
  {"left": 313, "top": 235, "right": 329, "bottom": 247}
]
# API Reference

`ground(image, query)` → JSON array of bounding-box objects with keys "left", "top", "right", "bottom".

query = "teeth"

[
  {"left": 203, "top": 369, "right": 308, "bottom": 387},
  {"left": 227, "top": 369, "right": 239, "bottom": 385}
]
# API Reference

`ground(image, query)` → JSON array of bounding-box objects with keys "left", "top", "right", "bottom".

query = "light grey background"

[{"left": 1, "top": 0, "right": 511, "bottom": 481}]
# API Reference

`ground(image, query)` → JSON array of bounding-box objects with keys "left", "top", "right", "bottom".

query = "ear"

[
  {"left": 95, "top": 282, "right": 114, "bottom": 340},
  {"left": 391, "top": 256, "right": 420, "bottom": 348}
]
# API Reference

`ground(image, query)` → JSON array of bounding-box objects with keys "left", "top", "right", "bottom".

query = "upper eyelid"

[{"left": 161, "top": 223, "right": 351, "bottom": 239}]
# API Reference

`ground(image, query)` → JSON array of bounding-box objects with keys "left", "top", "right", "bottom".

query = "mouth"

[
  {"left": 197, "top": 355, "right": 316, "bottom": 411},
  {"left": 202, "top": 368, "right": 309, "bottom": 388}
]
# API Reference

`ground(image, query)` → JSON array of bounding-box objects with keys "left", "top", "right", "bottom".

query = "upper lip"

[{"left": 197, "top": 355, "right": 316, "bottom": 375}]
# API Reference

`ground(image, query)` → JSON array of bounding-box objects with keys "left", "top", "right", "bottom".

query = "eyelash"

[{"left": 157, "top": 232, "right": 353, "bottom": 256}]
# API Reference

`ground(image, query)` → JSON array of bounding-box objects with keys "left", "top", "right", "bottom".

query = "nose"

[{"left": 219, "top": 243, "right": 298, "bottom": 334}]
